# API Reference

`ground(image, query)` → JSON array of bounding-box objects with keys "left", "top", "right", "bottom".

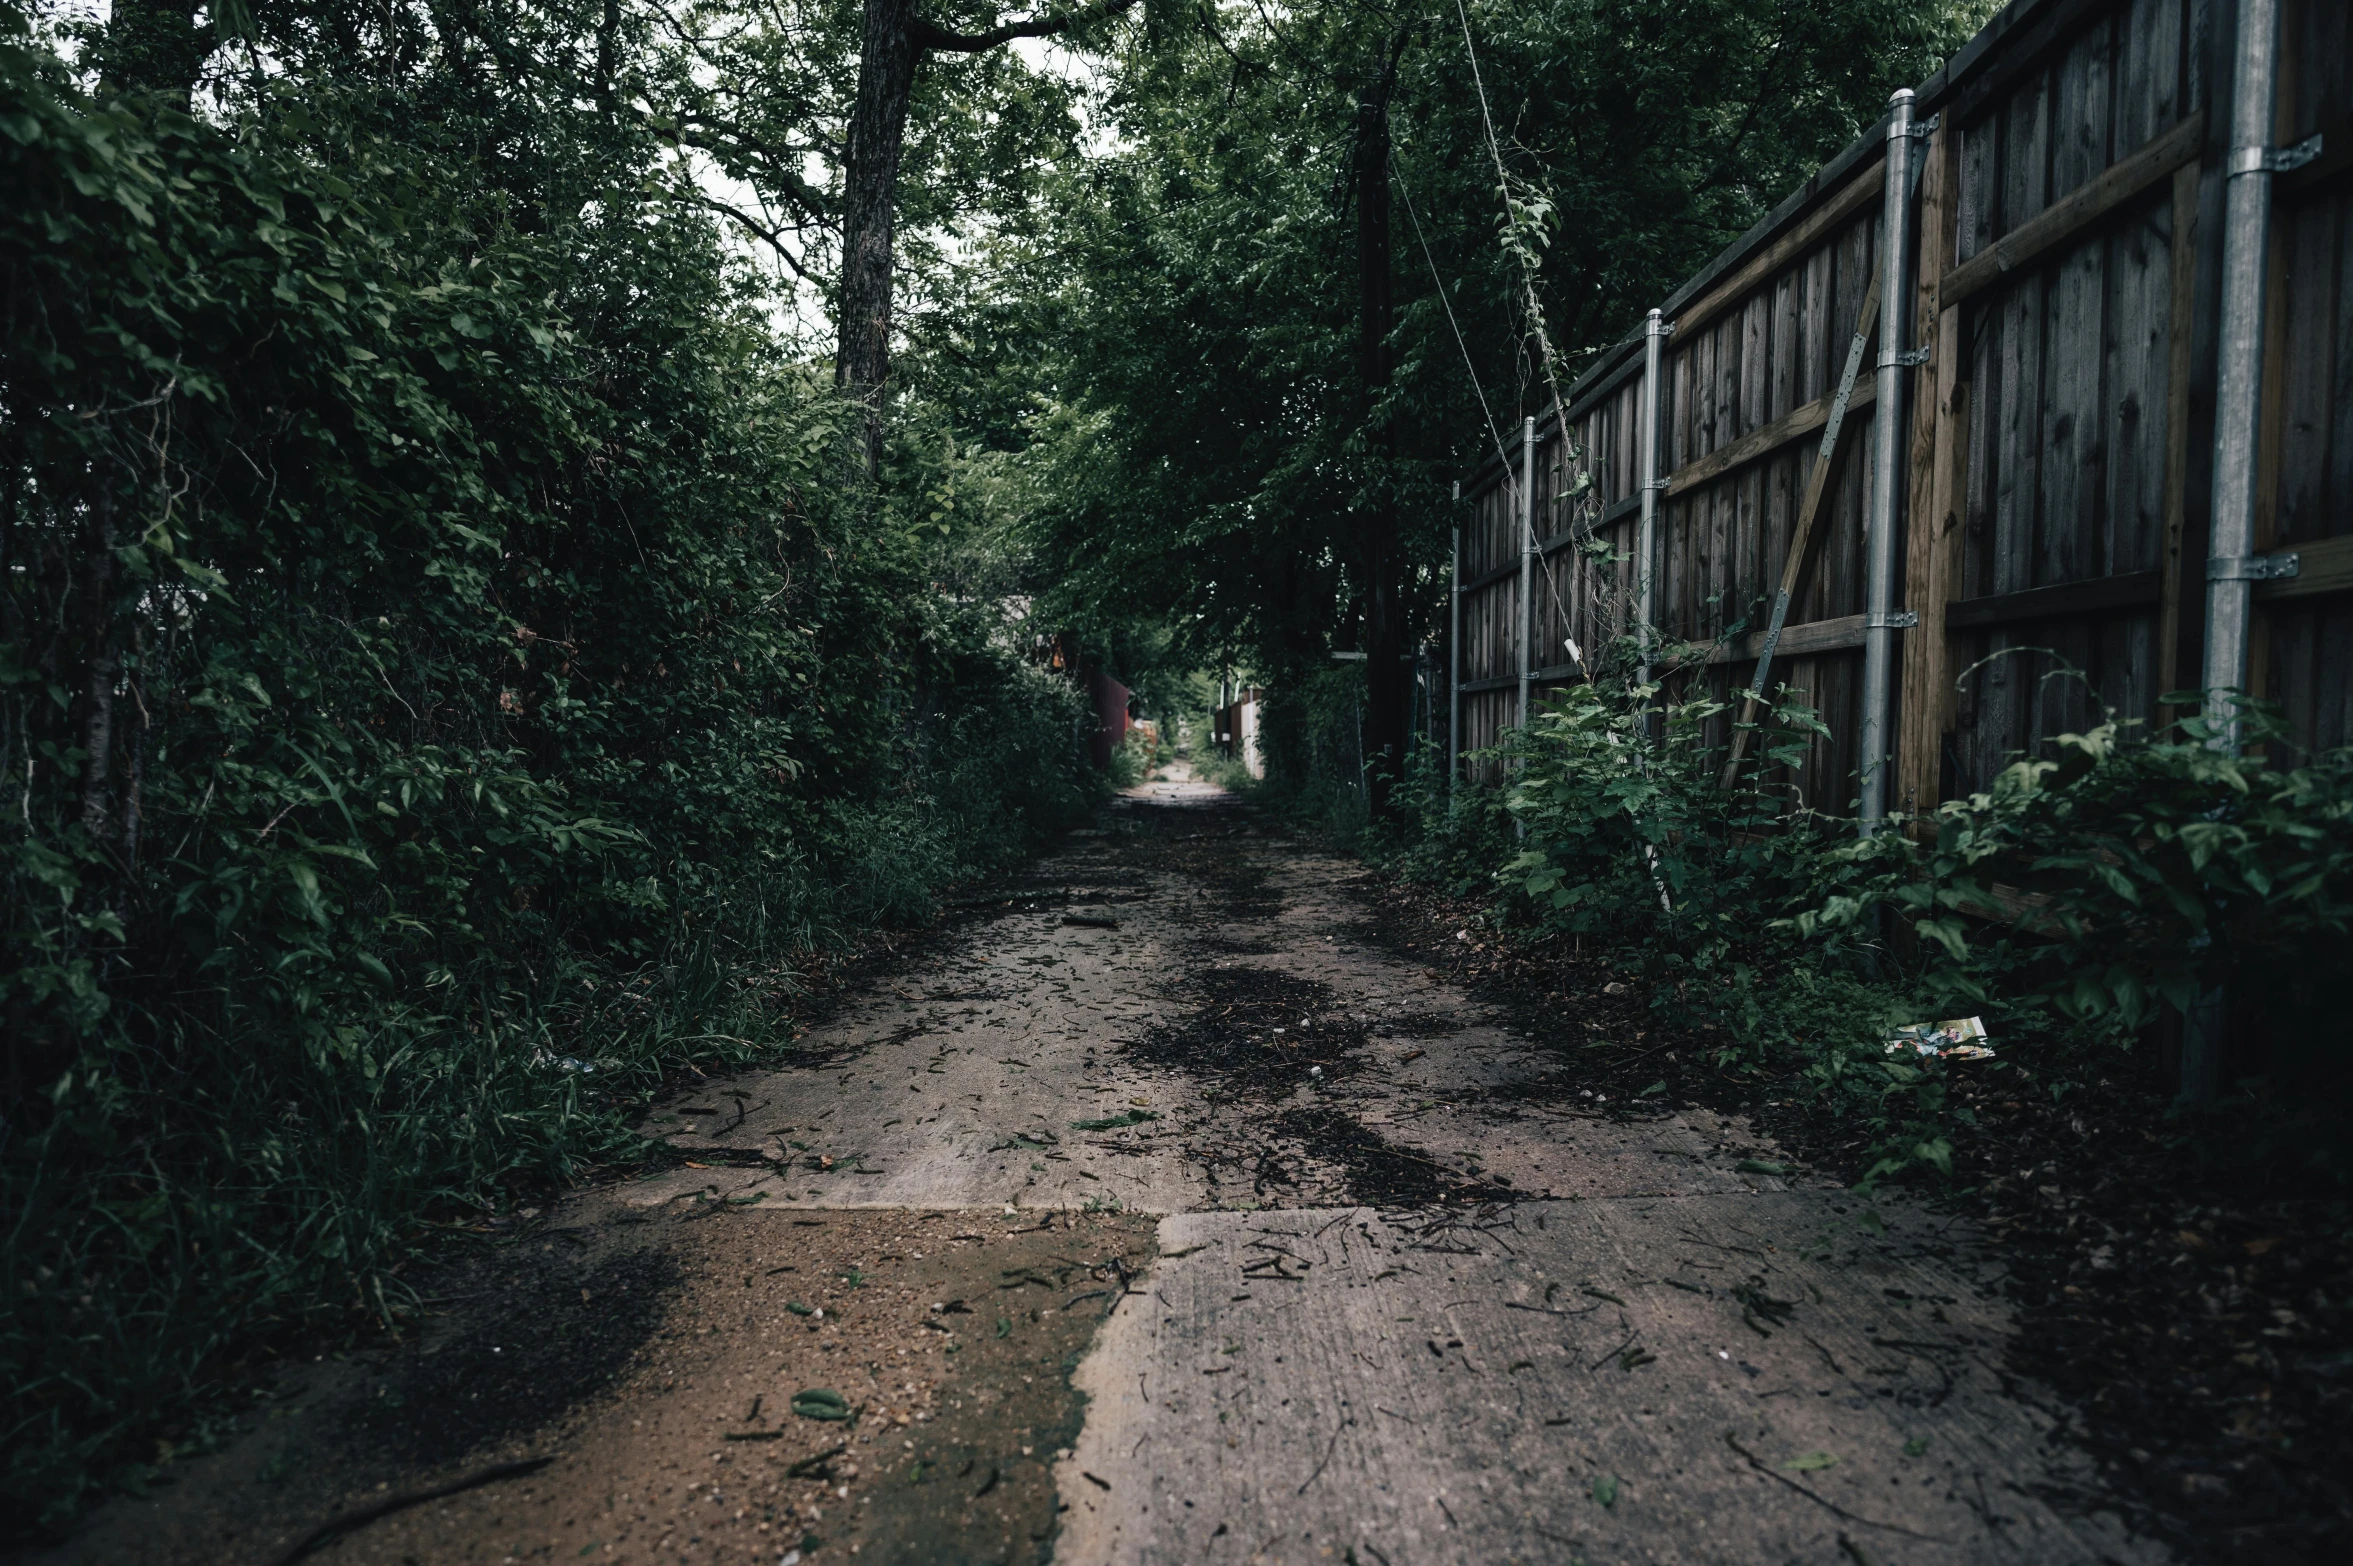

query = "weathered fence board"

[{"left": 1452, "top": 0, "right": 2351, "bottom": 814}]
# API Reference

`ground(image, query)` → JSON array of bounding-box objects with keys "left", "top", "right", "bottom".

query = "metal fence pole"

[
  {"left": 1515, "top": 416, "right": 1535, "bottom": 730},
  {"left": 2202, "top": 0, "right": 2287, "bottom": 756},
  {"left": 1860, "top": 88, "right": 1919, "bottom": 834},
  {"left": 1636, "top": 309, "right": 1666, "bottom": 689},
  {"left": 1448, "top": 507, "right": 1462, "bottom": 797},
  {"left": 2187, "top": 0, "right": 2290, "bottom": 1104}
]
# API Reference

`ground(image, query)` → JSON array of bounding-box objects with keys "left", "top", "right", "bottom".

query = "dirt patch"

[
  {"left": 355, "top": 1246, "right": 680, "bottom": 1467},
  {"left": 1119, "top": 803, "right": 1287, "bottom": 924},
  {"left": 27, "top": 1207, "right": 1156, "bottom": 1566},
  {"left": 1966, "top": 1085, "right": 2353, "bottom": 1562},
  {"left": 1184, "top": 932, "right": 1278, "bottom": 956},
  {"left": 1366, "top": 1008, "right": 1465, "bottom": 1039}
]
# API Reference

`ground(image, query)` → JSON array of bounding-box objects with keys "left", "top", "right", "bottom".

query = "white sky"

[{"left": 51, "top": 3, "right": 1123, "bottom": 357}]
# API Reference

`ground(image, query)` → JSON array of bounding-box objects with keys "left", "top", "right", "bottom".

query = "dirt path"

[{"left": 39, "top": 777, "right": 2168, "bottom": 1566}]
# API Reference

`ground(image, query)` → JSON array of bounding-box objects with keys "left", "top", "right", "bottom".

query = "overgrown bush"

[
  {"left": 1108, "top": 726, "right": 1157, "bottom": 790},
  {"left": 1240, "top": 663, "right": 1379, "bottom": 843},
  {"left": 0, "top": 33, "right": 1091, "bottom": 1531},
  {"left": 1812, "top": 703, "right": 2353, "bottom": 1101},
  {"left": 1486, "top": 682, "right": 1941, "bottom": 1163},
  {"left": 1448, "top": 677, "right": 2353, "bottom": 1185}
]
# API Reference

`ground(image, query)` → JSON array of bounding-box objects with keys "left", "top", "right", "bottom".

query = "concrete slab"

[
  {"left": 1058, "top": 1197, "right": 2162, "bottom": 1565},
  {"left": 616, "top": 779, "right": 2169, "bottom": 1565}
]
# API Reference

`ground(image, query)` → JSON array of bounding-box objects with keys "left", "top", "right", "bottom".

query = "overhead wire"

[
  {"left": 1392, "top": 153, "right": 1510, "bottom": 474},
  {"left": 1395, "top": 132, "right": 1587, "bottom": 689},
  {"left": 1447, "top": 0, "right": 1610, "bottom": 682},
  {"left": 1447, "top": 0, "right": 1575, "bottom": 437}
]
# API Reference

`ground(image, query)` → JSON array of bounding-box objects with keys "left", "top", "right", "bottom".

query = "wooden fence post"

[{"left": 1898, "top": 114, "right": 1961, "bottom": 821}]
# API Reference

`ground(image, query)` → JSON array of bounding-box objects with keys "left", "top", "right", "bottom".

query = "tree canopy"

[{"left": 1007, "top": 0, "right": 1987, "bottom": 681}]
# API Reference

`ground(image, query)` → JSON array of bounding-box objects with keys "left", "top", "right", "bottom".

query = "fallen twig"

[
  {"left": 266, "top": 1456, "right": 554, "bottom": 1566},
  {"left": 787, "top": 1444, "right": 847, "bottom": 1479},
  {"left": 1723, "top": 1434, "right": 1943, "bottom": 1540},
  {"left": 1296, "top": 1416, "right": 1355, "bottom": 1495}
]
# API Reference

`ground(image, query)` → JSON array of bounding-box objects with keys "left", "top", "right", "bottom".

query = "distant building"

[{"left": 1212, "top": 686, "right": 1264, "bottom": 779}]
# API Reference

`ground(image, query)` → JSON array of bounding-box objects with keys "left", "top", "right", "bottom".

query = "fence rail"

[{"left": 1451, "top": 0, "right": 2353, "bottom": 814}]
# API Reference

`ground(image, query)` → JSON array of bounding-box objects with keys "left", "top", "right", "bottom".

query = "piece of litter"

[
  {"left": 791, "top": 1389, "right": 852, "bottom": 1422},
  {"left": 1592, "top": 1473, "right": 1618, "bottom": 1507},
  {"left": 1782, "top": 1451, "right": 1839, "bottom": 1472},
  {"left": 1884, "top": 1016, "right": 1995, "bottom": 1060}
]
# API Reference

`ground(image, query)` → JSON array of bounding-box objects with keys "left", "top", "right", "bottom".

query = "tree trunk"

[
  {"left": 833, "top": 0, "right": 1136, "bottom": 480},
  {"left": 78, "top": 493, "right": 118, "bottom": 844},
  {"left": 837, "top": 0, "right": 923, "bottom": 479},
  {"left": 1356, "top": 94, "right": 1410, "bottom": 824}
]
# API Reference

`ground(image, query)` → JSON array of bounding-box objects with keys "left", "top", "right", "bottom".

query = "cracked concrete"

[
  {"left": 41, "top": 773, "right": 2169, "bottom": 1565},
  {"left": 632, "top": 775, "right": 2165, "bottom": 1565}
]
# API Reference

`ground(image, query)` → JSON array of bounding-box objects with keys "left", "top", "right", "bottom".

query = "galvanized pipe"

[
  {"left": 2202, "top": 0, "right": 2284, "bottom": 754},
  {"left": 1860, "top": 88, "right": 1917, "bottom": 834},
  {"left": 1448, "top": 514, "right": 1461, "bottom": 796},
  {"left": 2186, "top": 0, "right": 2288, "bottom": 1106},
  {"left": 1515, "top": 415, "right": 1535, "bottom": 731},
  {"left": 1636, "top": 309, "right": 1666, "bottom": 689}
]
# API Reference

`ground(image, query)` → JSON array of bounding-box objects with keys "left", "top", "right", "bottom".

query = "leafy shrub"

[
  {"left": 1462, "top": 677, "right": 2353, "bottom": 1185},
  {"left": 1805, "top": 703, "right": 2353, "bottom": 1097},
  {"left": 1108, "top": 726, "right": 1157, "bottom": 790},
  {"left": 1501, "top": 681, "right": 1864, "bottom": 975},
  {"left": 1241, "top": 663, "right": 1379, "bottom": 843},
  {"left": 0, "top": 35, "right": 1091, "bottom": 1531}
]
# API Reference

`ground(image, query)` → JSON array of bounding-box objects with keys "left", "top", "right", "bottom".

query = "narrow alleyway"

[{"left": 50, "top": 777, "right": 2165, "bottom": 1566}]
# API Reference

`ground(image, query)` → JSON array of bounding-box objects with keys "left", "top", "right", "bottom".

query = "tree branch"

[
  {"left": 688, "top": 194, "right": 825, "bottom": 286},
  {"left": 913, "top": 0, "right": 1140, "bottom": 56},
  {"left": 642, "top": 109, "right": 840, "bottom": 229}
]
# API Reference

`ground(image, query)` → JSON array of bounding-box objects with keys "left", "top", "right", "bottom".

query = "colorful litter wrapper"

[{"left": 1884, "top": 1016, "right": 1995, "bottom": 1060}]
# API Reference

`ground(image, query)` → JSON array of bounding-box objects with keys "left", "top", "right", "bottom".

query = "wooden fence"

[{"left": 1452, "top": 0, "right": 2353, "bottom": 813}]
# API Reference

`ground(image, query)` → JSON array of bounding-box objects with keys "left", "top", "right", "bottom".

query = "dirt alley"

[{"left": 35, "top": 774, "right": 2177, "bottom": 1566}]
